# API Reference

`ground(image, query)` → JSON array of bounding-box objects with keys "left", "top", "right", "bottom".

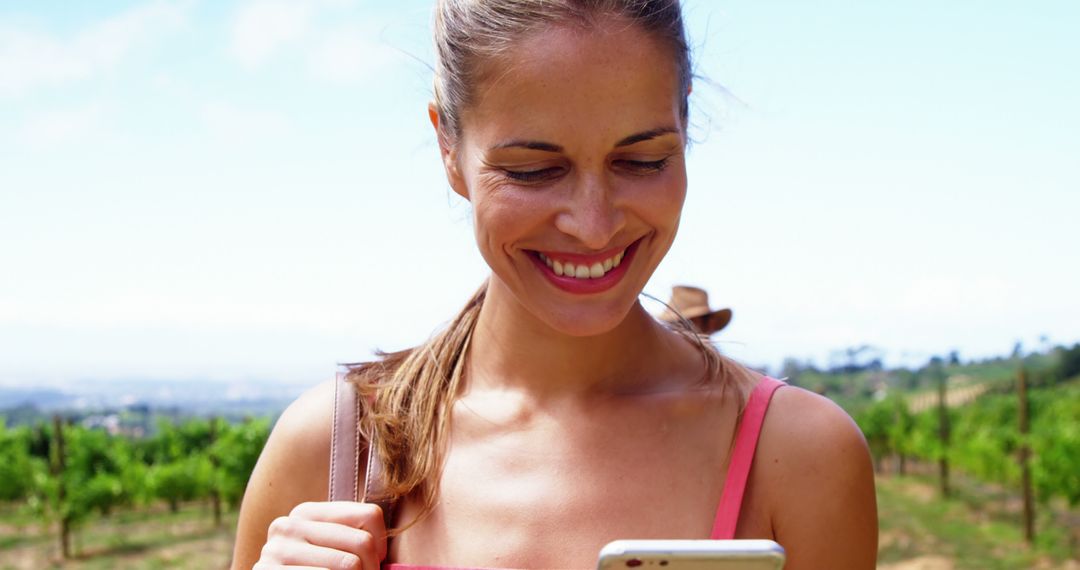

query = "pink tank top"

[{"left": 330, "top": 375, "right": 786, "bottom": 570}]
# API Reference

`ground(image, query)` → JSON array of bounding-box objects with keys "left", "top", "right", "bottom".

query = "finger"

[
  {"left": 275, "top": 542, "right": 370, "bottom": 570},
  {"left": 285, "top": 519, "right": 383, "bottom": 567},
  {"left": 289, "top": 502, "right": 387, "bottom": 559}
]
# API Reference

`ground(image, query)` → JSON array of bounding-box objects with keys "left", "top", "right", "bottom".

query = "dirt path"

[
  {"left": 879, "top": 556, "right": 955, "bottom": 570},
  {"left": 907, "top": 375, "right": 991, "bottom": 413},
  {"left": 875, "top": 474, "right": 1079, "bottom": 569},
  {"left": 0, "top": 504, "right": 236, "bottom": 569}
]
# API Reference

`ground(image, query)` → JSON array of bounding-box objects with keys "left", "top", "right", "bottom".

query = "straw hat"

[{"left": 658, "top": 285, "right": 733, "bottom": 335}]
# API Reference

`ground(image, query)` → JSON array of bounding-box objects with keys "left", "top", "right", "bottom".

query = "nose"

[{"left": 554, "top": 172, "right": 625, "bottom": 250}]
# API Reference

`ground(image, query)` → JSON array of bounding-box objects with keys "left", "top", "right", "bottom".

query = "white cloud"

[
  {"left": 228, "top": 0, "right": 397, "bottom": 82},
  {"left": 20, "top": 104, "right": 106, "bottom": 149},
  {"left": 229, "top": 0, "right": 312, "bottom": 69},
  {"left": 307, "top": 25, "right": 395, "bottom": 83},
  {"left": 0, "top": 1, "right": 189, "bottom": 97}
]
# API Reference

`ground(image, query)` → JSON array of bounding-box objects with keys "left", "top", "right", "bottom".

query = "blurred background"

[{"left": 1, "top": 0, "right": 1077, "bottom": 568}]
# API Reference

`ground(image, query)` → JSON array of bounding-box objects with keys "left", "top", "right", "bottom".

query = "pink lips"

[{"left": 529, "top": 240, "right": 640, "bottom": 294}]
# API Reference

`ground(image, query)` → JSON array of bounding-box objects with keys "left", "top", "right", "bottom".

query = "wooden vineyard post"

[
  {"left": 936, "top": 364, "right": 950, "bottom": 498},
  {"left": 1017, "top": 365, "right": 1035, "bottom": 543},
  {"left": 209, "top": 416, "right": 222, "bottom": 527},
  {"left": 50, "top": 415, "right": 71, "bottom": 559}
]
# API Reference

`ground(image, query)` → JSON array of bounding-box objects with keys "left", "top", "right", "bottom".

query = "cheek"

[
  {"left": 470, "top": 186, "right": 548, "bottom": 252},
  {"left": 625, "top": 169, "right": 687, "bottom": 226}
]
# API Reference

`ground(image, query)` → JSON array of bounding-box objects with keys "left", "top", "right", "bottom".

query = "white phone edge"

[{"left": 597, "top": 539, "right": 785, "bottom": 570}]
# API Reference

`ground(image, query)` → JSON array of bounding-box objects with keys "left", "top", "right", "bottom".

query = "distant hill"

[
  {"left": 0, "top": 387, "right": 76, "bottom": 410},
  {"left": 0, "top": 378, "right": 312, "bottom": 424}
]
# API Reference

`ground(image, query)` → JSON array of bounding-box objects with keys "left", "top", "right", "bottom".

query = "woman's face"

[{"left": 435, "top": 18, "right": 688, "bottom": 337}]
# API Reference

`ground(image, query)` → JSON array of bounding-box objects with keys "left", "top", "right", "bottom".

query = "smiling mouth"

[
  {"left": 536, "top": 249, "right": 626, "bottom": 279},
  {"left": 526, "top": 239, "right": 641, "bottom": 294}
]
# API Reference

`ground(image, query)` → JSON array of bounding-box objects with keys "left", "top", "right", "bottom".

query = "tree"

[
  {"left": 149, "top": 454, "right": 213, "bottom": 513},
  {"left": 856, "top": 399, "right": 894, "bottom": 473},
  {"left": 1060, "top": 343, "right": 1080, "bottom": 380},
  {"left": 211, "top": 418, "right": 271, "bottom": 508},
  {"left": 884, "top": 396, "right": 915, "bottom": 475},
  {"left": 0, "top": 422, "right": 37, "bottom": 501}
]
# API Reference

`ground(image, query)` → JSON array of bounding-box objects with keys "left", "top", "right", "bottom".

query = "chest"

[{"left": 390, "top": 401, "right": 741, "bottom": 567}]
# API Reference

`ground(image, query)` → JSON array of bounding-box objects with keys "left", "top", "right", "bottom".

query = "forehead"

[{"left": 458, "top": 19, "right": 684, "bottom": 148}]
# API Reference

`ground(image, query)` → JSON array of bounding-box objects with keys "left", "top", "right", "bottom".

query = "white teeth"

[{"left": 540, "top": 247, "right": 629, "bottom": 279}]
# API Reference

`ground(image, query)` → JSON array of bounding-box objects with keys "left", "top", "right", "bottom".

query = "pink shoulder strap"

[{"left": 709, "top": 376, "right": 785, "bottom": 539}]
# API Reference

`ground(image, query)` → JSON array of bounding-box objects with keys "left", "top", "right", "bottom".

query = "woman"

[{"left": 232, "top": 1, "right": 878, "bottom": 568}]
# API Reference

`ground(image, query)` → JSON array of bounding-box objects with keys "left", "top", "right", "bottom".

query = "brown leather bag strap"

[
  {"left": 329, "top": 372, "right": 396, "bottom": 526},
  {"left": 329, "top": 372, "right": 362, "bottom": 502}
]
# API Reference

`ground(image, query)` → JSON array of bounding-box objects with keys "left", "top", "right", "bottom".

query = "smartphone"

[{"left": 597, "top": 539, "right": 785, "bottom": 570}]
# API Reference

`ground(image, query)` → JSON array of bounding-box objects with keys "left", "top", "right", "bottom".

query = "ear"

[{"left": 428, "top": 102, "right": 469, "bottom": 200}]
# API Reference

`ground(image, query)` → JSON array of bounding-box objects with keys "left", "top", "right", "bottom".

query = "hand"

[{"left": 254, "top": 501, "right": 387, "bottom": 570}]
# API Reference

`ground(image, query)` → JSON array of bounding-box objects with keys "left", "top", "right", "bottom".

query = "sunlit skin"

[
  {"left": 231, "top": 14, "right": 877, "bottom": 570},
  {"left": 431, "top": 18, "right": 698, "bottom": 398},
  {"left": 446, "top": 37, "right": 687, "bottom": 333}
]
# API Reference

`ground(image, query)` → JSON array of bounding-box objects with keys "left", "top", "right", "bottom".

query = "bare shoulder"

[
  {"left": 760, "top": 384, "right": 870, "bottom": 464},
  {"left": 754, "top": 384, "right": 878, "bottom": 569},
  {"left": 230, "top": 378, "right": 339, "bottom": 569}
]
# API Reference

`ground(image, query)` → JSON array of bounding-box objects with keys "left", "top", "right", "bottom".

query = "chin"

[{"left": 534, "top": 299, "right": 638, "bottom": 338}]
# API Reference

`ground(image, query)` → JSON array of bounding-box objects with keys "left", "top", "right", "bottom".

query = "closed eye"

[
  {"left": 613, "top": 158, "right": 670, "bottom": 175},
  {"left": 502, "top": 166, "right": 565, "bottom": 183}
]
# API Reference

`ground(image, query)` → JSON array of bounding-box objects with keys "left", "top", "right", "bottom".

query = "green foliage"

[
  {"left": 890, "top": 384, "right": 1080, "bottom": 507},
  {"left": 0, "top": 423, "right": 37, "bottom": 501},
  {"left": 148, "top": 454, "right": 213, "bottom": 512},
  {"left": 147, "top": 418, "right": 214, "bottom": 463},
  {"left": 856, "top": 396, "right": 897, "bottom": 460},
  {"left": 1059, "top": 343, "right": 1080, "bottom": 381},
  {"left": 3, "top": 414, "right": 272, "bottom": 553},
  {"left": 884, "top": 395, "right": 916, "bottom": 458},
  {"left": 64, "top": 426, "right": 140, "bottom": 517},
  {"left": 212, "top": 418, "right": 271, "bottom": 508},
  {"left": 907, "top": 405, "right": 949, "bottom": 461},
  {"left": 145, "top": 417, "right": 270, "bottom": 511},
  {"left": 1029, "top": 386, "right": 1080, "bottom": 505},
  {"left": 948, "top": 396, "right": 1019, "bottom": 485},
  {"left": 119, "top": 454, "right": 153, "bottom": 506}
]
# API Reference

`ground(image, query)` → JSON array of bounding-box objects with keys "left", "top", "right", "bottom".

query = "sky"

[{"left": 1, "top": 0, "right": 1078, "bottom": 387}]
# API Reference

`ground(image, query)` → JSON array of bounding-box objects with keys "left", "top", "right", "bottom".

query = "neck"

[{"left": 465, "top": 277, "right": 703, "bottom": 400}]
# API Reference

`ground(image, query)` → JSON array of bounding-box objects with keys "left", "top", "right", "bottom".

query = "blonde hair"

[
  {"left": 431, "top": 0, "right": 693, "bottom": 141},
  {"left": 348, "top": 284, "right": 486, "bottom": 529},
  {"left": 347, "top": 0, "right": 755, "bottom": 531}
]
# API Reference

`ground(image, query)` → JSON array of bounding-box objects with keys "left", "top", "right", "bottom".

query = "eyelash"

[
  {"left": 503, "top": 167, "right": 564, "bottom": 182},
  {"left": 502, "top": 158, "right": 670, "bottom": 183},
  {"left": 616, "top": 158, "right": 670, "bottom": 174}
]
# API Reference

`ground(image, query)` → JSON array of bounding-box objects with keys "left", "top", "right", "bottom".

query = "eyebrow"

[
  {"left": 493, "top": 140, "right": 563, "bottom": 152},
  {"left": 491, "top": 127, "right": 680, "bottom": 153},
  {"left": 614, "top": 127, "right": 681, "bottom": 147}
]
